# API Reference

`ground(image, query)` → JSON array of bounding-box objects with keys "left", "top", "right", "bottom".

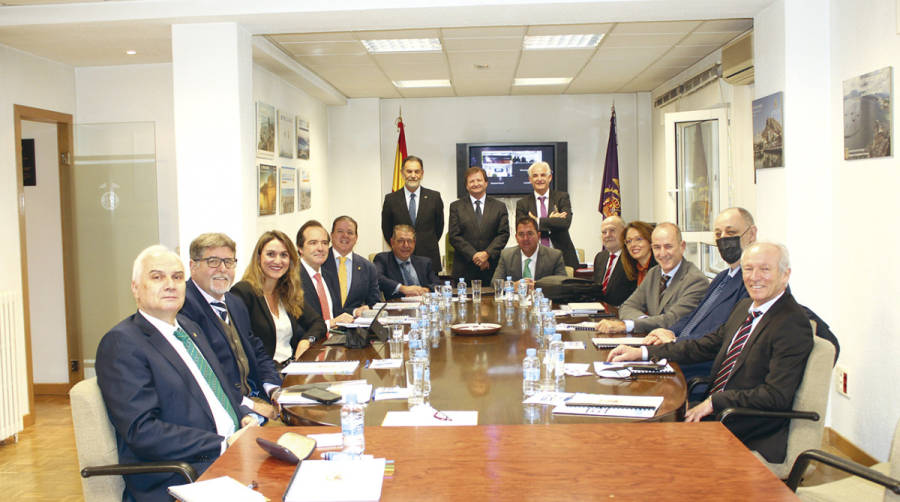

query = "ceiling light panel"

[
  {"left": 523, "top": 34, "right": 602, "bottom": 50},
  {"left": 393, "top": 79, "right": 451, "bottom": 88},
  {"left": 513, "top": 77, "right": 572, "bottom": 86},
  {"left": 361, "top": 38, "right": 441, "bottom": 53}
]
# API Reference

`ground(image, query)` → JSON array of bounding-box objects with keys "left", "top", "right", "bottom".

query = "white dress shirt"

[{"left": 520, "top": 248, "right": 538, "bottom": 278}]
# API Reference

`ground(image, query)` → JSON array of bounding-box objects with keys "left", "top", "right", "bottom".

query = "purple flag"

[{"left": 599, "top": 105, "right": 621, "bottom": 217}]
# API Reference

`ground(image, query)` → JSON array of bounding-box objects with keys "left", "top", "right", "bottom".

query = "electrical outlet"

[{"left": 835, "top": 365, "right": 849, "bottom": 398}]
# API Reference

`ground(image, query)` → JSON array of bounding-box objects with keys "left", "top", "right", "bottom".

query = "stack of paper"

[
  {"left": 552, "top": 393, "right": 664, "bottom": 419},
  {"left": 591, "top": 337, "right": 646, "bottom": 348},
  {"left": 564, "top": 302, "right": 606, "bottom": 314},
  {"left": 284, "top": 459, "right": 386, "bottom": 502},
  {"left": 281, "top": 361, "right": 359, "bottom": 375},
  {"left": 381, "top": 408, "right": 478, "bottom": 426},
  {"left": 168, "top": 476, "right": 266, "bottom": 502}
]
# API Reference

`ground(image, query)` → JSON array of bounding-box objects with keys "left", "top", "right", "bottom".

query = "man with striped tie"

[
  {"left": 608, "top": 242, "right": 813, "bottom": 463},
  {"left": 96, "top": 245, "right": 256, "bottom": 501}
]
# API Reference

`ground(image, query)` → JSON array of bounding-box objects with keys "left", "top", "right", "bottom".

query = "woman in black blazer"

[{"left": 231, "top": 230, "right": 326, "bottom": 366}]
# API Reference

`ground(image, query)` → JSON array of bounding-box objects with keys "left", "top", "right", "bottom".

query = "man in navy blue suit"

[
  {"left": 96, "top": 245, "right": 255, "bottom": 502},
  {"left": 322, "top": 216, "right": 382, "bottom": 316},
  {"left": 641, "top": 207, "right": 757, "bottom": 380},
  {"left": 180, "top": 233, "right": 282, "bottom": 422},
  {"left": 375, "top": 224, "right": 438, "bottom": 299}
]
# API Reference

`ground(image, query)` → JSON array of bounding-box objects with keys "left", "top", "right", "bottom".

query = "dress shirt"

[
  {"left": 404, "top": 186, "right": 420, "bottom": 211},
  {"left": 604, "top": 250, "right": 621, "bottom": 276},
  {"left": 139, "top": 310, "right": 234, "bottom": 453},
  {"left": 469, "top": 194, "right": 487, "bottom": 212},
  {"left": 333, "top": 250, "right": 354, "bottom": 289},
  {"left": 394, "top": 255, "right": 421, "bottom": 288},
  {"left": 520, "top": 248, "right": 538, "bottom": 278},
  {"left": 624, "top": 260, "right": 682, "bottom": 333},
  {"left": 533, "top": 191, "right": 554, "bottom": 249},
  {"left": 301, "top": 259, "right": 336, "bottom": 327}
]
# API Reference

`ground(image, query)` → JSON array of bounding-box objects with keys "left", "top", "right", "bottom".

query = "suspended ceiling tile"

[
  {"left": 679, "top": 31, "right": 743, "bottom": 47},
  {"left": 453, "top": 81, "right": 512, "bottom": 96},
  {"left": 354, "top": 28, "right": 441, "bottom": 40},
  {"left": 525, "top": 23, "right": 613, "bottom": 35},
  {"left": 447, "top": 51, "right": 518, "bottom": 78},
  {"left": 294, "top": 53, "right": 374, "bottom": 67},
  {"left": 610, "top": 20, "right": 702, "bottom": 34},
  {"left": 279, "top": 41, "right": 367, "bottom": 57},
  {"left": 397, "top": 86, "right": 456, "bottom": 98},
  {"left": 442, "top": 36, "right": 523, "bottom": 51},
  {"left": 696, "top": 19, "right": 753, "bottom": 32},
  {"left": 269, "top": 32, "right": 359, "bottom": 43},
  {"left": 516, "top": 49, "right": 594, "bottom": 77},
  {"left": 667, "top": 45, "right": 718, "bottom": 59},
  {"left": 602, "top": 32, "right": 687, "bottom": 48},
  {"left": 510, "top": 84, "right": 569, "bottom": 95}
]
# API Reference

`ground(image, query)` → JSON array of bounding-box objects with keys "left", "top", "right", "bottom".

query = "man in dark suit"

[
  {"left": 96, "top": 245, "right": 255, "bottom": 502},
  {"left": 181, "top": 233, "right": 282, "bottom": 422},
  {"left": 609, "top": 242, "right": 813, "bottom": 463},
  {"left": 296, "top": 220, "right": 354, "bottom": 328},
  {"left": 448, "top": 166, "right": 510, "bottom": 283},
  {"left": 592, "top": 215, "right": 636, "bottom": 306},
  {"left": 322, "top": 216, "right": 382, "bottom": 315},
  {"left": 492, "top": 217, "right": 566, "bottom": 283},
  {"left": 381, "top": 155, "right": 445, "bottom": 272},
  {"left": 375, "top": 224, "right": 438, "bottom": 299},
  {"left": 515, "top": 161, "right": 579, "bottom": 268}
]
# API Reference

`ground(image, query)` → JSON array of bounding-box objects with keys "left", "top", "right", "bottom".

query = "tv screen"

[{"left": 456, "top": 142, "right": 567, "bottom": 198}]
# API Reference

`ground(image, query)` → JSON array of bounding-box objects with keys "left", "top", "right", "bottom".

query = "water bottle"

[
  {"left": 549, "top": 334, "right": 565, "bottom": 391},
  {"left": 533, "top": 288, "right": 544, "bottom": 308},
  {"left": 540, "top": 348, "right": 554, "bottom": 391},
  {"left": 441, "top": 281, "right": 452, "bottom": 307},
  {"left": 517, "top": 280, "right": 529, "bottom": 307},
  {"left": 522, "top": 348, "right": 540, "bottom": 397},
  {"left": 457, "top": 278, "right": 467, "bottom": 303},
  {"left": 504, "top": 276, "right": 514, "bottom": 306},
  {"left": 340, "top": 393, "right": 365, "bottom": 455},
  {"left": 542, "top": 310, "right": 556, "bottom": 348},
  {"left": 414, "top": 349, "right": 431, "bottom": 397}
]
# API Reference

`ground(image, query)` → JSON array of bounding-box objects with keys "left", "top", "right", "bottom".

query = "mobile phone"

[{"left": 301, "top": 388, "right": 341, "bottom": 404}]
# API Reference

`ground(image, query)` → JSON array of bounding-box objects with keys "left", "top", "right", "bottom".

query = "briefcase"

[{"left": 534, "top": 275, "right": 604, "bottom": 303}]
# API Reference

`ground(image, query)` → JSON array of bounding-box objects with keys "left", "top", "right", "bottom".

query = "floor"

[{"left": 0, "top": 395, "right": 873, "bottom": 500}]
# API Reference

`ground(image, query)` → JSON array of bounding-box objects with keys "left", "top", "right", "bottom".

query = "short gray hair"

[
  {"left": 527, "top": 161, "right": 551, "bottom": 177},
  {"left": 741, "top": 242, "right": 790, "bottom": 273},
  {"left": 132, "top": 244, "right": 182, "bottom": 282}
]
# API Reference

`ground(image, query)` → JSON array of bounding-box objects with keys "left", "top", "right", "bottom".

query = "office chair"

[
  {"left": 576, "top": 248, "right": 585, "bottom": 264},
  {"left": 368, "top": 252, "right": 377, "bottom": 263},
  {"left": 564, "top": 266, "right": 574, "bottom": 278},
  {"left": 788, "top": 416, "right": 900, "bottom": 501},
  {"left": 69, "top": 377, "right": 198, "bottom": 502}
]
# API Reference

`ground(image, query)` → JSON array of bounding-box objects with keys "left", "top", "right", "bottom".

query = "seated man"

[
  {"left": 322, "top": 216, "right": 382, "bottom": 316},
  {"left": 596, "top": 222, "right": 708, "bottom": 334},
  {"left": 608, "top": 242, "right": 813, "bottom": 463},
  {"left": 374, "top": 224, "right": 437, "bottom": 299},
  {"left": 296, "top": 220, "right": 355, "bottom": 328},
  {"left": 592, "top": 215, "right": 636, "bottom": 306},
  {"left": 492, "top": 216, "right": 566, "bottom": 284},
  {"left": 96, "top": 245, "right": 256, "bottom": 501}
]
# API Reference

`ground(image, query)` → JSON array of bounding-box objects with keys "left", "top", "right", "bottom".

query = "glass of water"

[
  {"left": 471, "top": 279, "right": 482, "bottom": 303},
  {"left": 492, "top": 278, "right": 504, "bottom": 301}
]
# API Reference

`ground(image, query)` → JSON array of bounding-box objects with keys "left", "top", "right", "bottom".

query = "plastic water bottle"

[
  {"left": 504, "top": 276, "right": 514, "bottom": 306},
  {"left": 522, "top": 348, "right": 540, "bottom": 396},
  {"left": 340, "top": 393, "right": 365, "bottom": 455},
  {"left": 540, "top": 348, "right": 554, "bottom": 391},
  {"left": 517, "top": 280, "right": 529, "bottom": 307},
  {"left": 542, "top": 310, "right": 556, "bottom": 348},
  {"left": 549, "top": 333, "right": 565, "bottom": 391},
  {"left": 441, "top": 281, "right": 452, "bottom": 307},
  {"left": 457, "top": 278, "right": 467, "bottom": 303},
  {"left": 414, "top": 349, "right": 431, "bottom": 397},
  {"left": 533, "top": 288, "right": 544, "bottom": 307}
]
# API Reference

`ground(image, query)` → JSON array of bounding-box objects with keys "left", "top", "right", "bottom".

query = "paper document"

[
  {"left": 591, "top": 337, "right": 646, "bottom": 348},
  {"left": 373, "top": 387, "right": 411, "bottom": 401},
  {"left": 382, "top": 408, "right": 478, "bottom": 426},
  {"left": 284, "top": 459, "right": 386, "bottom": 502},
  {"left": 522, "top": 391, "right": 574, "bottom": 406},
  {"left": 277, "top": 383, "right": 372, "bottom": 405},
  {"left": 563, "top": 363, "right": 593, "bottom": 376},
  {"left": 552, "top": 393, "right": 664, "bottom": 419},
  {"left": 368, "top": 359, "right": 402, "bottom": 369},
  {"left": 593, "top": 361, "right": 675, "bottom": 377},
  {"left": 565, "top": 302, "right": 606, "bottom": 313},
  {"left": 168, "top": 476, "right": 266, "bottom": 502},
  {"left": 563, "top": 341, "right": 585, "bottom": 350},
  {"left": 306, "top": 432, "right": 343, "bottom": 449},
  {"left": 281, "top": 361, "right": 359, "bottom": 375}
]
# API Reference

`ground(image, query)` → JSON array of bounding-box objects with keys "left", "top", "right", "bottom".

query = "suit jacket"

[
  {"left": 230, "top": 280, "right": 327, "bottom": 360},
  {"left": 96, "top": 312, "right": 248, "bottom": 502},
  {"left": 648, "top": 293, "right": 814, "bottom": 463},
  {"left": 592, "top": 249, "right": 637, "bottom": 307},
  {"left": 181, "top": 280, "right": 282, "bottom": 399},
  {"left": 492, "top": 245, "right": 566, "bottom": 282},
  {"left": 298, "top": 263, "right": 342, "bottom": 320},
  {"left": 322, "top": 249, "right": 383, "bottom": 315},
  {"left": 448, "top": 196, "right": 510, "bottom": 283},
  {"left": 373, "top": 251, "right": 439, "bottom": 299},
  {"left": 619, "top": 259, "right": 709, "bottom": 333},
  {"left": 381, "top": 186, "right": 444, "bottom": 271},
  {"left": 515, "top": 190, "right": 579, "bottom": 268}
]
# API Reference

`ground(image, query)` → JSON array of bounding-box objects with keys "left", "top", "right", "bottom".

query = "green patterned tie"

[
  {"left": 523, "top": 258, "right": 533, "bottom": 279},
  {"left": 173, "top": 327, "right": 239, "bottom": 429}
]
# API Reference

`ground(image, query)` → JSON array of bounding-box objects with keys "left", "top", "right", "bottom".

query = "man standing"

[
  {"left": 493, "top": 217, "right": 566, "bottom": 283},
  {"left": 596, "top": 222, "right": 708, "bottom": 333},
  {"left": 296, "top": 220, "right": 354, "bottom": 328},
  {"left": 608, "top": 242, "right": 813, "bottom": 463},
  {"left": 96, "top": 245, "right": 255, "bottom": 501},
  {"left": 381, "top": 155, "right": 444, "bottom": 272},
  {"left": 323, "top": 216, "right": 382, "bottom": 316},
  {"left": 515, "top": 161, "right": 579, "bottom": 268},
  {"left": 374, "top": 224, "right": 438, "bottom": 299},
  {"left": 181, "top": 233, "right": 281, "bottom": 422},
  {"left": 448, "top": 166, "right": 510, "bottom": 283},
  {"left": 592, "top": 215, "right": 636, "bottom": 306}
]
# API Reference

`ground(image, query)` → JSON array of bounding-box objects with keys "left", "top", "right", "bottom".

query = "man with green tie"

[{"left": 492, "top": 216, "right": 566, "bottom": 285}]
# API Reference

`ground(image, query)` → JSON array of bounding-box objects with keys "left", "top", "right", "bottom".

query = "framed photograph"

[
  {"left": 752, "top": 92, "right": 784, "bottom": 169},
  {"left": 280, "top": 166, "right": 296, "bottom": 214},
  {"left": 256, "top": 102, "right": 275, "bottom": 158},
  {"left": 843, "top": 66, "right": 893, "bottom": 160},
  {"left": 258, "top": 163, "right": 277, "bottom": 216},
  {"left": 299, "top": 168, "right": 311, "bottom": 211},
  {"left": 296, "top": 118, "right": 310, "bottom": 160},
  {"left": 278, "top": 110, "right": 294, "bottom": 159}
]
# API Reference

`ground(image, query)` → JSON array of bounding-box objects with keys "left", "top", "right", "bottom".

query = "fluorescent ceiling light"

[
  {"left": 523, "top": 34, "right": 603, "bottom": 50},
  {"left": 513, "top": 77, "right": 572, "bottom": 86},
  {"left": 393, "top": 80, "right": 452, "bottom": 88},
  {"left": 125, "top": 50, "right": 137, "bottom": 55},
  {"left": 361, "top": 38, "right": 442, "bottom": 53}
]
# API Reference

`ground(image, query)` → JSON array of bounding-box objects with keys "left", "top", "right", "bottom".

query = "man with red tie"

[
  {"left": 296, "top": 220, "right": 354, "bottom": 329},
  {"left": 515, "top": 161, "right": 579, "bottom": 268},
  {"left": 592, "top": 215, "right": 635, "bottom": 306}
]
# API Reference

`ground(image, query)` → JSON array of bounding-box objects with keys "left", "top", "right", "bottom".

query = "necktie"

[
  {"left": 409, "top": 193, "right": 417, "bottom": 225},
  {"left": 402, "top": 261, "right": 419, "bottom": 286},
  {"left": 314, "top": 272, "right": 332, "bottom": 321},
  {"left": 475, "top": 200, "right": 483, "bottom": 222},
  {"left": 210, "top": 301, "right": 228, "bottom": 323},
  {"left": 338, "top": 257, "right": 348, "bottom": 306},
  {"left": 523, "top": 257, "right": 533, "bottom": 279},
  {"left": 658, "top": 274, "right": 670, "bottom": 303},
  {"left": 679, "top": 273, "right": 733, "bottom": 339},
  {"left": 172, "top": 327, "right": 239, "bottom": 428},
  {"left": 538, "top": 196, "right": 550, "bottom": 247},
  {"left": 601, "top": 253, "right": 616, "bottom": 294},
  {"left": 710, "top": 310, "right": 763, "bottom": 393}
]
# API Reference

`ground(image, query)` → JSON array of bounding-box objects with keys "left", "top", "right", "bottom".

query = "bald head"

[
  {"left": 741, "top": 242, "right": 790, "bottom": 307},
  {"left": 651, "top": 222, "right": 686, "bottom": 274},
  {"left": 600, "top": 216, "right": 626, "bottom": 254},
  {"left": 714, "top": 208, "right": 758, "bottom": 267}
]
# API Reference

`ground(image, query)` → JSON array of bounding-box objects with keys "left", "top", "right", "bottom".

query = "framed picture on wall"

[
  {"left": 299, "top": 168, "right": 311, "bottom": 211},
  {"left": 843, "top": 66, "right": 893, "bottom": 160},
  {"left": 752, "top": 92, "right": 784, "bottom": 169},
  {"left": 258, "top": 163, "right": 277, "bottom": 216},
  {"left": 280, "top": 166, "right": 296, "bottom": 214},
  {"left": 278, "top": 110, "right": 294, "bottom": 159},
  {"left": 296, "top": 118, "right": 310, "bottom": 160},
  {"left": 256, "top": 102, "right": 275, "bottom": 158}
]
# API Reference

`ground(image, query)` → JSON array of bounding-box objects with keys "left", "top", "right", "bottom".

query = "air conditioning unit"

[{"left": 721, "top": 30, "right": 753, "bottom": 85}]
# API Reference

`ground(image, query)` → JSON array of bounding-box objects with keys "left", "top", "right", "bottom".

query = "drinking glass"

[
  {"left": 492, "top": 278, "right": 504, "bottom": 301},
  {"left": 405, "top": 359, "right": 425, "bottom": 407},
  {"left": 472, "top": 279, "right": 482, "bottom": 303}
]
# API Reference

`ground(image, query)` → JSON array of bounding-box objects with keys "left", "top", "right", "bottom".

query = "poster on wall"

[
  {"left": 256, "top": 102, "right": 275, "bottom": 158},
  {"left": 296, "top": 118, "right": 310, "bottom": 160},
  {"left": 843, "top": 66, "right": 893, "bottom": 160},
  {"left": 752, "top": 92, "right": 784, "bottom": 169},
  {"left": 278, "top": 111, "right": 294, "bottom": 159},
  {"left": 280, "top": 166, "right": 296, "bottom": 214},
  {"left": 299, "top": 168, "right": 311, "bottom": 211},
  {"left": 258, "top": 163, "right": 277, "bottom": 216}
]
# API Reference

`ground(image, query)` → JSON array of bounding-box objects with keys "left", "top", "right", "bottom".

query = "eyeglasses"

[{"left": 199, "top": 257, "right": 237, "bottom": 269}]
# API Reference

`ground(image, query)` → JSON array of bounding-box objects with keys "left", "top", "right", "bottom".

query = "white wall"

[{"left": 22, "top": 121, "right": 68, "bottom": 384}]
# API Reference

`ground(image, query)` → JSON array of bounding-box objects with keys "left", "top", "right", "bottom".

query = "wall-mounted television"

[{"left": 455, "top": 142, "right": 568, "bottom": 199}]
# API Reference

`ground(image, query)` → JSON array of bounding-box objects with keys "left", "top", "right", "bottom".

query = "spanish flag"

[{"left": 391, "top": 114, "right": 408, "bottom": 192}]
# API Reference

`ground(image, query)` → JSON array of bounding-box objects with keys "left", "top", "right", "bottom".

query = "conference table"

[{"left": 280, "top": 295, "right": 687, "bottom": 426}]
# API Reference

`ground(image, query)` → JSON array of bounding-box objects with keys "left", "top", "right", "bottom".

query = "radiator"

[{"left": 0, "top": 291, "right": 24, "bottom": 441}]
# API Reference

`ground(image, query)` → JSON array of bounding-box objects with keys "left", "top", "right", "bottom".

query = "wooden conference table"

[{"left": 281, "top": 296, "right": 687, "bottom": 426}]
